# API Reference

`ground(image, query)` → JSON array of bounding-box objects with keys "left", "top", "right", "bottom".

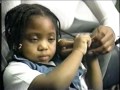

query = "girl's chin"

[
  {"left": 37, "top": 57, "right": 50, "bottom": 64},
  {"left": 29, "top": 56, "right": 51, "bottom": 64}
]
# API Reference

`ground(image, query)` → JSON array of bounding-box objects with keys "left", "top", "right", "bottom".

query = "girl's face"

[{"left": 21, "top": 15, "right": 56, "bottom": 64}]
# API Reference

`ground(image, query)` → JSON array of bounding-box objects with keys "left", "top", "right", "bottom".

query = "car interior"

[{"left": 1, "top": 0, "right": 119, "bottom": 90}]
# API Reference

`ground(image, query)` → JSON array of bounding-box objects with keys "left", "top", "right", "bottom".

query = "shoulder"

[{"left": 3, "top": 61, "right": 41, "bottom": 90}]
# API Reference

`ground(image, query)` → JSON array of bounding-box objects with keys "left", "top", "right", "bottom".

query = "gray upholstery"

[
  {"left": 1, "top": 32, "right": 9, "bottom": 71},
  {"left": 103, "top": 46, "right": 119, "bottom": 88}
]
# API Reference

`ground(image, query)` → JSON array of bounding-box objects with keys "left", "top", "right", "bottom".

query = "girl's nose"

[{"left": 37, "top": 40, "right": 48, "bottom": 51}]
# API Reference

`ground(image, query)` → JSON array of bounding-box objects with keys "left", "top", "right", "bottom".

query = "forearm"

[
  {"left": 86, "top": 57, "right": 103, "bottom": 90},
  {"left": 28, "top": 50, "right": 83, "bottom": 90},
  {"left": 48, "top": 50, "right": 83, "bottom": 88}
]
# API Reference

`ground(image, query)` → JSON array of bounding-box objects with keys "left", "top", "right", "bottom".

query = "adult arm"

[
  {"left": 84, "top": 1, "right": 119, "bottom": 54},
  {"left": 84, "top": 0, "right": 119, "bottom": 40}
]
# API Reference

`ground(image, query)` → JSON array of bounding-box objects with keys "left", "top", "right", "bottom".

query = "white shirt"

[
  {"left": 3, "top": 61, "right": 87, "bottom": 90},
  {"left": 3, "top": 62, "right": 41, "bottom": 90},
  {"left": 22, "top": 0, "right": 120, "bottom": 40},
  {"left": 2, "top": 0, "right": 119, "bottom": 39}
]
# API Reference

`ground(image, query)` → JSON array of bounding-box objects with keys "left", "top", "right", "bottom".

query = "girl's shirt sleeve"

[{"left": 3, "top": 62, "right": 41, "bottom": 90}]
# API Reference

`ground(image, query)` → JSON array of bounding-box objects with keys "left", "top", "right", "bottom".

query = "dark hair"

[{"left": 5, "top": 4, "right": 61, "bottom": 53}]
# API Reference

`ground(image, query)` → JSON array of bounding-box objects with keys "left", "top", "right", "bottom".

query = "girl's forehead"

[
  {"left": 27, "top": 15, "right": 55, "bottom": 28},
  {"left": 28, "top": 15, "right": 52, "bottom": 22},
  {"left": 24, "top": 15, "right": 56, "bottom": 35}
]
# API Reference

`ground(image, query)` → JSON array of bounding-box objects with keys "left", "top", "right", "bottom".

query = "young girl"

[{"left": 3, "top": 4, "right": 102, "bottom": 90}]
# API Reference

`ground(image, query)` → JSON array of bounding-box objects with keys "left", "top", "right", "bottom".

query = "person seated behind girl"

[{"left": 3, "top": 4, "right": 102, "bottom": 90}]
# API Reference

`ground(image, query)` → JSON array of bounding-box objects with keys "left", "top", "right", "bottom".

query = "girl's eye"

[
  {"left": 29, "top": 36, "right": 38, "bottom": 42},
  {"left": 48, "top": 37, "right": 55, "bottom": 42}
]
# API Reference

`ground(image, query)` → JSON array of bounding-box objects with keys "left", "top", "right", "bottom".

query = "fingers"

[
  {"left": 101, "top": 31, "right": 115, "bottom": 45},
  {"left": 74, "top": 33, "right": 92, "bottom": 55},
  {"left": 97, "top": 33, "right": 114, "bottom": 54},
  {"left": 89, "top": 26, "right": 115, "bottom": 55},
  {"left": 102, "top": 41, "right": 115, "bottom": 54},
  {"left": 88, "top": 39, "right": 115, "bottom": 55},
  {"left": 76, "top": 33, "right": 91, "bottom": 40},
  {"left": 59, "top": 33, "right": 92, "bottom": 56},
  {"left": 76, "top": 33, "right": 92, "bottom": 47}
]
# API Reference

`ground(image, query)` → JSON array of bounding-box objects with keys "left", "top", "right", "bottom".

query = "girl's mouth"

[{"left": 38, "top": 56, "right": 49, "bottom": 61}]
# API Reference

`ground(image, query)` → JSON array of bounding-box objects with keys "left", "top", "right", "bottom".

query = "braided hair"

[{"left": 5, "top": 4, "right": 61, "bottom": 53}]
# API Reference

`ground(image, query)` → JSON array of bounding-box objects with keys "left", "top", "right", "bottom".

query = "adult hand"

[{"left": 88, "top": 25, "right": 115, "bottom": 55}]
